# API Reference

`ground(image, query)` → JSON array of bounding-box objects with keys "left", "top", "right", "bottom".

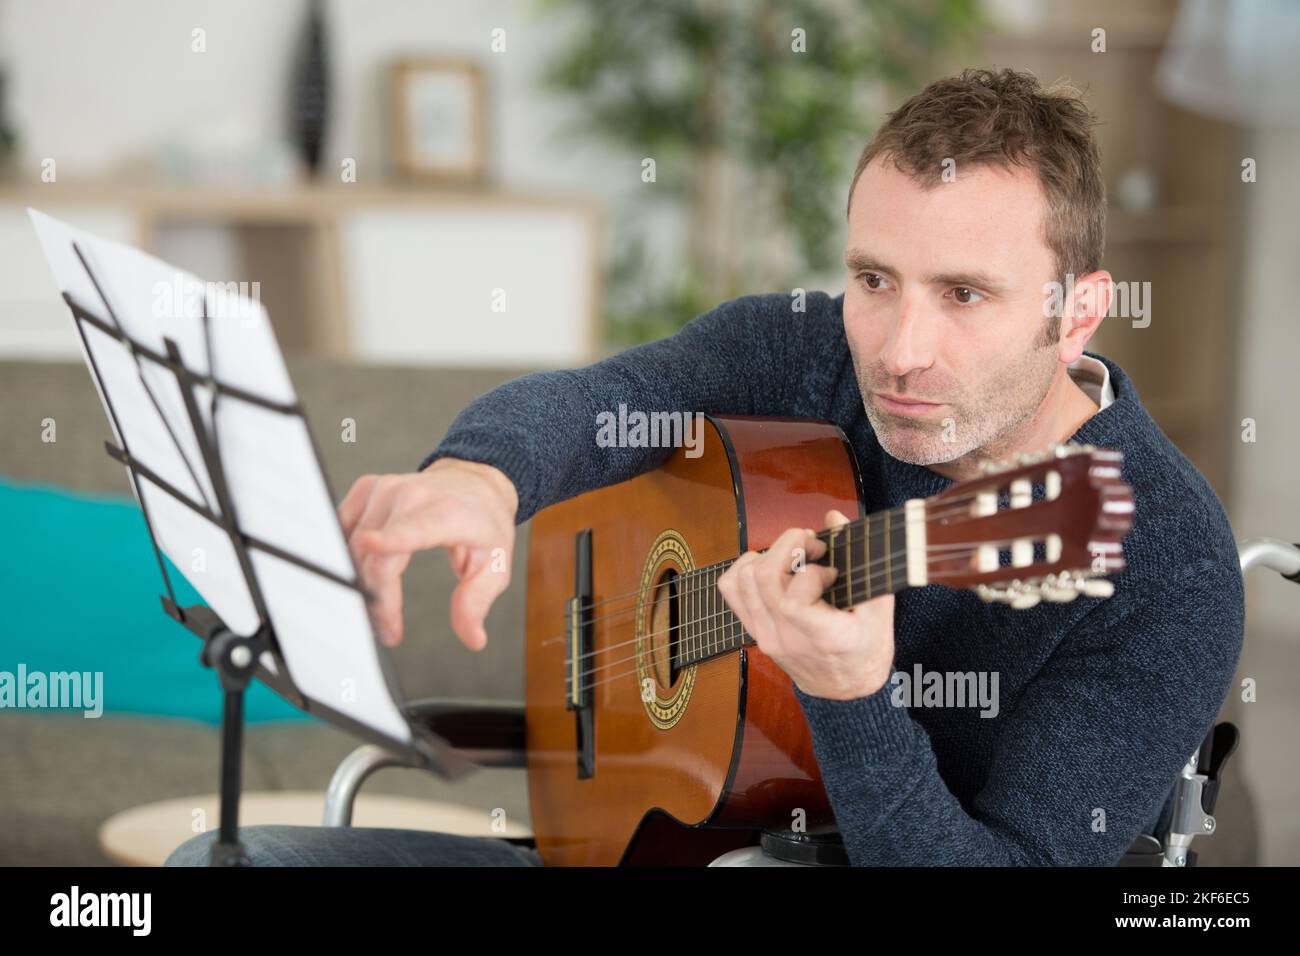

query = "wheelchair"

[{"left": 323, "top": 537, "right": 1300, "bottom": 867}]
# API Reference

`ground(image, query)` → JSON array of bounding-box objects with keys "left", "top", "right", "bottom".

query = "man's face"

[{"left": 843, "top": 156, "right": 1062, "bottom": 466}]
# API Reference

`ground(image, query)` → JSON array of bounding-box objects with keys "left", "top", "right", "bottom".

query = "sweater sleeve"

[
  {"left": 792, "top": 558, "right": 1245, "bottom": 866},
  {"left": 420, "top": 292, "right": 830, "bottom": 522}
]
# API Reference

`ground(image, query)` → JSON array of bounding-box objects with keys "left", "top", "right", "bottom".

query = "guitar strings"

[
  {"left": 567, "top": 560, "right": 999, "bottom": 696},
  {"left": 579, "top": 535, "right": 1107, "bottom": 691},
  {"left": 541, "top": 483, "right": 1016, "bottom": 641},
  {"left": 543, "top": 487, "right": 1033, "bottom": 648},
  {"left": 551, "top": 492, "right": 982, "bottom": 618},
  {"left": 562, "top": 543, "right": 1021, "bottom": 691},
  {"left": 561, "top": 538, "right": 992, "bottom": 667}
]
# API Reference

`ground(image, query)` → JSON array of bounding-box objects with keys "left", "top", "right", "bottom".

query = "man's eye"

[
  {"left": 859, "top": 272, "right": 886, "bottom": 290},
  {"left": 950, "top": 286, "right": 984, "bottom": 305}
]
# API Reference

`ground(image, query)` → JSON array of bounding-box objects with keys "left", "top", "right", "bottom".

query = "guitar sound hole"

[{"left": 647, "top": 568, "right": 681, "bottom": 690}]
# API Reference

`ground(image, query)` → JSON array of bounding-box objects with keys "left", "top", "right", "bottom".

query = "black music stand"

[{"left": 57, "top": 240, "right": 472, "bottom": 866}]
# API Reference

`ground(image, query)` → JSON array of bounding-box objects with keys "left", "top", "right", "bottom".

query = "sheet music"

[
  {"left": 29, "top": 210, "right": 219, "bottom": 509},
  {"left": 250, "top": 549, "right": 412, "bottom": 744},
  {"left": 135, "top": 476, "right": 261, "bottom": 636},
  {"left": 215, "top": 397, "right": 354, "bottom": 582},
  {"left": 28, "top": 208, "right": 414, "bottom": 749}
]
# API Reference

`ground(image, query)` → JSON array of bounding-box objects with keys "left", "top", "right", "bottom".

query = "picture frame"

[{"left": 390, "top": 58, "right": 486, "bottom": 183}]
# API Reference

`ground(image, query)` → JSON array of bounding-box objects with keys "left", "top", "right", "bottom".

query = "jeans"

[{"left": 164, "top": 825, "right": 544, "bottom": 866}]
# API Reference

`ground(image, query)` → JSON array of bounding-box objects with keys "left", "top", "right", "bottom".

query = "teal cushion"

[{"left": 0, "top": 477, "right": 311, "bottom": 724}]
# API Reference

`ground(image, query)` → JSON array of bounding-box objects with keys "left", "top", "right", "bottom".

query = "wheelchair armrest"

[
  {"left": 404, "top": 697, "right": 526, "bottom": 767},
  {"left": 1197, "top": 721, "right": 1240, "bottom": 816},
  {"left": 1118, "top": 834, "right": 1165, "bottom": 867}
]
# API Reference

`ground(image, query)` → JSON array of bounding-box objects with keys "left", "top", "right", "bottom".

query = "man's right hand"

[{"left": 338, "top": 457, "right": 519, "bottom": 650}]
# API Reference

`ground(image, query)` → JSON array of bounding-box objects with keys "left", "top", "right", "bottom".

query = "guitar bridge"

[{"left": 565, "top": 528, "right": 595, "bottom": 778}]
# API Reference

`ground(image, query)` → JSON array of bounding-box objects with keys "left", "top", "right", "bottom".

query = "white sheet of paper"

[
  {"left": 250, "top": 548, "right": 412, "bottom": 745},
  {"left": 216, "top": 397, "right": 353, "bottom": 582},
  {"left": 78, "top": 321, "right": 207, "bottom": 507},
  {"left": 137, "top": 477, "right": 261, "bottom": 637},
  {"left": 206, "top": 296, "right": 295, "bottom": 407},
  {"left": 29, "top": 209, "right": 219, "bottom": 510},
  {"left": 29, "top": 208, "right": 411, "bottom": 747}
]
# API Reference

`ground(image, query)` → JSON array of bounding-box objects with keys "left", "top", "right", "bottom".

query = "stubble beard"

[{"left": 853, "top": 340, "right": 1059, "bottom": 468}]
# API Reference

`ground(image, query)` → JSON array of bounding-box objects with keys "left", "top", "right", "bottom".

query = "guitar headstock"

[{"left": 923, "top": 443, "right": 1133, "bottom": 608}]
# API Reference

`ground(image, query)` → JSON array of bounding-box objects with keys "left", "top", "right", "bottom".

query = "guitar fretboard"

[{"left": 674, "top": 506, "right": 911, "bottom": 668}]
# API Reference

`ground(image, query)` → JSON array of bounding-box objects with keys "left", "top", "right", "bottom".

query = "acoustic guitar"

[{"left": 524, "top": 415, "right": 1133, "bottom": 865}]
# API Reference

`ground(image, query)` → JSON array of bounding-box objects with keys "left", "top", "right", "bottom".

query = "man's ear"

[{"left": 1060, "top": 270, "right": 1112, "bottom": 362}]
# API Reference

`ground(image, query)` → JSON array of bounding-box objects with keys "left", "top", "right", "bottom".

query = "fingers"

[
  {"left": 825, "top": 508, "right": 851, "bottom": 530},
  {"left": 718, "top": 526, "right": 837, "bottom": 646},
  {"left": 343, "top": 475, "right": 405, "bottom": 566},
  {"left": 338, "top": 469, "right": 514, "bottom": 652},
  {"left": 761, "top": 527, "right": 835, "bottom": 617},
  {"left": 722, "top": 551, "right": 777, "bottom": 644},
  {"left": 366, "top": 551, "right": 412, "bottom": 646},
  {"left": 785, "top": 554, "right": 838, "bottom": 605},
  {"left": 357, "top": 503, "right": 491, "bottom": 556},
  {"left": 338, "top": 474, "right": 378, "bottom": 537},
  {"left": 448, "top": 550, "right": 512, "bottom": 652}
]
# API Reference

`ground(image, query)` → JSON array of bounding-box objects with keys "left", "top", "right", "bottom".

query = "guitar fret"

[
  {"left": 693, "top": 573, "right": 699, "bottom": 662},
  {"left": 718, "top": 569, "right": 728, "bottom": 652},
  {"left": 884, "top": 509, "right": 892, "bottom": 593},
  {"left": 703, "top": 570, "right": 711, "bottom": 657},
  {"left": 845, "top": 522, "right": 853, "bottom": 607},
  {"left": 690, "top": 570, "right": 697, "bottom": 661},
  {"left": 838, "top": 528, "right": 851, "bottom": 608},
  {"left": 699, "top": 568, "right": 707, "bottom": 661},
  {"left": 863, "top": 512, "right": 873, "bottom": 600},
  {"left": 697, "top": 572, "right": 704, "bottom": 657},
  {"left": 707, "top": 567, "right": 717, "bottom": 658},
  {"left": 682, "top": 572, "right": 688, "bottom": 662},
  {"left": 702, "top": 571, "right": 710, "bottom": 656},
  {"left": 707, "top": 567, "right": 715, "bottom": 654},
  {"left": 695, "top": 572, "right": 703, "bottom": 657},
  {"left": 727, "top": 564, "right": 738, "bottom": 647},
  {"left": 719, "top": 568, "right": 728, "bottom": 652},
  {"left": 686, "top": 574, "right": 694, "bottom": 663},
  {"left": 870, "top": 510, "right": 886, "bottom": 596},
  {"left": 826, "top": 524, "right": 839, "bottom": 608}
]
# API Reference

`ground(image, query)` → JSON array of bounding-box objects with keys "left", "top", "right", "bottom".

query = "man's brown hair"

[{"left": 847, "top": 68, "right": 1106, "bottom": 337}]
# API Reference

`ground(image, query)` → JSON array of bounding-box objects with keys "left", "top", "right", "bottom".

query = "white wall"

[
  {"left": 5, "top": 0, "right": 921, "bottom": 344},
  {"left": 0, "top": 0, "right": 625, "bottom": 194},
  {"left": 0, "top": 0, "right": 686, "bottom": 353}
]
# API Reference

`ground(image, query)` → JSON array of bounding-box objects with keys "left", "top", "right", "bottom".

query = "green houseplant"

[{"left": 540, "top": 0, "right": 982, "bottom": 344}]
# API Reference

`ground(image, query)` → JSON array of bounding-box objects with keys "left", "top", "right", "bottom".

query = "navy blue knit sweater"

[{"left": 423, "top": 291, "right": 1245, "bottom": 866}]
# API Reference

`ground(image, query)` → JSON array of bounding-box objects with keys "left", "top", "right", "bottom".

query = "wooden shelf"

[
  {"left": 1, "top": 178, "right": 605, "bottom": 364},
  {"left": 0, "top": 179, "right": 601, "bottom": 221}
]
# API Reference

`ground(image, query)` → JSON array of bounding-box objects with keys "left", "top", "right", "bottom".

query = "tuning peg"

[
  {"left": 1009, "top": 586, "right": 1042, "bottom": 610},
  {"left": 1079, "top": 578, "right": 1115, "bottom": 598},
  {"left": 978, "top": 581, "right": 1044, "bottom": 609},
  {"left": 1038, "top": 573, "right": 1080, "bottom": 602},
  {"left": 976, "top": 584, "right": 1012, "bottom": 604},
  {"left": 1054, "top": 442, "right": 1095, "bottom": 458}
]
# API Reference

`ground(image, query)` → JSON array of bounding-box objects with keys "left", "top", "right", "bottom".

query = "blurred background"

[{"left": 0, "top": 0, "right": 1296, "bottom": 865}]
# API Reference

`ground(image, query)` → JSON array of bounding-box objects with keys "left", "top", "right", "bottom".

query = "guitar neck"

[{"left": 676, "top": 503, "right": 918, "bottom": 668}]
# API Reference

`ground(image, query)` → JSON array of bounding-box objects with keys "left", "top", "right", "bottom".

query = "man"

[{"left": 167, "top": 68, "right": 1243, "bottom": 867}]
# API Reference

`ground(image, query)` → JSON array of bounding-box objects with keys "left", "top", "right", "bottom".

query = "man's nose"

[{"left": 879, "top": 293, "right": 935, "bottom": 380}]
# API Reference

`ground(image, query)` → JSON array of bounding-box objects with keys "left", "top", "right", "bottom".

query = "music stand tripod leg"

[{"left": 201, "top": 625, "right": 270, "bottom": 867}]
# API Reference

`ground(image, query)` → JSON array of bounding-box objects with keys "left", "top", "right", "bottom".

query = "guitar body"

[{"left": 525, "top": 416, "right": 864, "bottom": 865}]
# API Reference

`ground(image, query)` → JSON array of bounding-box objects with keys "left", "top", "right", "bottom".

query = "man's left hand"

[{"left": 715, "top": 509, "right": 896, "bottom": 701}]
